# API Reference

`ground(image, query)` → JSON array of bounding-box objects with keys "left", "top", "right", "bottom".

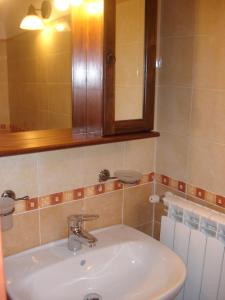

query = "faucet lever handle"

[
  {"left": 68, "top": 214, "right": 99, "bottom": 228},
  {"left": 80, "top": 214, "right": 99, "bottom": 221}
]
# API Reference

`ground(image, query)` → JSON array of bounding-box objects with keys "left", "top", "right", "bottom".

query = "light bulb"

[
  {"left": 86, "top": 1, "right": 103, "bottom": 15},
  {"left": 55, "top": 23, "right": 66, "bottom": 32},
  {"left": 54, "top": 0, "right": 70, "bottom": 11},
  {"left": 20, "top": 15, "right": 45, "bottom": 30},
  {"left": 55, "top": 21, "right": 70, "bottom": 32},
  {"left": 71, "top": 0, "right": 83, "bottom": 6}
]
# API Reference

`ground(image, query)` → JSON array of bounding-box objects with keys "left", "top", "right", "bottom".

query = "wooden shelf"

[{"left": 0, "top": 129, "right": 160, "bottom": 156}]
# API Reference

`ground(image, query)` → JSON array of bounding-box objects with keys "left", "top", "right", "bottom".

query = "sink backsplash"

[{"left": 1, "top": 139, "right": 156, "bottom": 256}]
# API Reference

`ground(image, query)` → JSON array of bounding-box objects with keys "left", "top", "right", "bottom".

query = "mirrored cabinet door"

[
  {"left": 0, "top": 0, "right": 72, "bottom": 133},
  {"left": 103, "top": 0, "right": 157, "bottom": 135},
  {"left": 115, "top": 0, "right": 145, "bottom": 121}
]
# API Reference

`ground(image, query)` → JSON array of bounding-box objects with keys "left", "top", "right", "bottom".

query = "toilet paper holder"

[
  {"left": 0, "top": 190, "right": 29, "bottom": 217},
  {"left": 0, "top": 190, "right": 30, "bottom": 217},
  {"left": 1, "top": 190, "right": 29, "bottom": 202},
  {"left": 0, "top": 190, "right": 29, "bottom": 231}
]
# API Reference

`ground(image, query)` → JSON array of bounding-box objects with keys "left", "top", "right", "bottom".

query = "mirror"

[
  {"left": 0, "top": 0, "right": 72, "bottom": 133},
  {"left": 103, "top": 0, "right": 157, "bottom": 135},
  {"left": 115, "top": 0, "right": 145, "bottom": 121}
]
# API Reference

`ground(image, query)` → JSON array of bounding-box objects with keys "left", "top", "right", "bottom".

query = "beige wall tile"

[
  {"left": 193, "top": 0, "right": 225, "bottom": 36},
  {"left": 0, "top": 154, "right": 38, "bottom": 198},
  {"left": 37, "top": 148, "right": 84, "bottom": 196},
  {"left": 124, "top": 138, "right": 155, "bottom": 173},
  {"left": 84, "top": 191, "right": 123, "bottom": 231},
  {"left": 136, "top": 222, "right": 153, "bottom": 237},
  {"left": 210, "top": 144, "right": 225, "bottom": 196},
  {"left": 190, "top": 89, "right": 225, "bottom": 143},
  {"left": 156, "top": 132, "right": 188, "bottom": 181},
  {"left": 160, "top": 0, "right": 195, "bottom": 37},
  {"left": 153, "top": 221, "right": 161, "bottom": 241},
  {"left": 123, "top": 183, "right": 154, "bottom": 228},
  {"left": 157, "top": 86, "right": 191, "bottom": 135},
  {"left": 2, "top": 211, "right": 40, "bottom": 256},
  {"left": 40, "top": 200, "right": 84, "bottom": 244},
  {"left": 156, "top": 0, "right": 225, "bottom": 216},
  {"left": 161, "top": 0, "right": 225, "bottom": 37},
  {"left": 187, "top": 138, "right": 225, "bottom": 196},
  {"left": 187, "top": 138, "right": 214, "bottom": 193},
  {"left": 192, "top": 35, "right": 225, "bottom": 90},
  {"left": 83, "top": 143, "right": 125, "bottom": 186},
  {"left": 159, "top": 37, "right": 194, "bottom": 87}
]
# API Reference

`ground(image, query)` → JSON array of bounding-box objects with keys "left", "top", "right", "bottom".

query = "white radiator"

[{"left": 160, "top": 194, "right": 225, "bottom": 300}]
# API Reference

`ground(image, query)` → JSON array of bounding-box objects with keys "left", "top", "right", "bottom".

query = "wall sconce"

[{"left": 20, "top": 1, "right": 52, "bottom": 30}]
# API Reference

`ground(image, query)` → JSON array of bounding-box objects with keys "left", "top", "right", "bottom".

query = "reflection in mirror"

[
  {"left": 0, "top": 0, "right": 72, "bottom": 133},
  {"left": 115, "top": 0, "right": 145, "bottom": 121}
]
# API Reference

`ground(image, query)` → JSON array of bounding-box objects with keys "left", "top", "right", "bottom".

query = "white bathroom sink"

[{"left": 4, "top": 225, "right": 186, "bottom": 300}]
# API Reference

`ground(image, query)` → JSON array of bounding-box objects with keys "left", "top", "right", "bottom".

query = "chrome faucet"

[{"left": 68, "top": 214, "right": 99, "bottom": 252}]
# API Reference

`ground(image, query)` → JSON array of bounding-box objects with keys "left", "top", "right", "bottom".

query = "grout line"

[
  {"left": 152, "top": 203, "right": 156, "bottom": 237},
  {"left": 160, "top": 34, "right": 208, "bottom": 39},
  {"left": 156, "top": 84, "right": 193, "bottom": 89},
  {"left": 156, "top": 84, "right": 225, "bottom": 93},
  {"left": 136, "top": 220, "right": 154, "bottom": 228},
  {"left": 121, "top": 138, "right": 126, "bottom": 225},
  {"left": 38, "top": 208, "right": 42, "bottom": 246},
  {"left": 121, "top": 187, "right": 124, "bottom": 225}
]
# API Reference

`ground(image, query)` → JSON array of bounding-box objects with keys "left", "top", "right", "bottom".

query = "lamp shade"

[{"left": 20, "top": 15, "right": 44, "bottom": 30}]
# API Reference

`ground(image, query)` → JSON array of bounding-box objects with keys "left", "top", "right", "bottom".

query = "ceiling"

[{"left": 0, "top": 0, "right": 66, "bottom": 39}]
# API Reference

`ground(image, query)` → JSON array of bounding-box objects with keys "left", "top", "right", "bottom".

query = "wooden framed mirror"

[
  {"left": 0, "top": 0, "right": 159, "bottom": 156},
  {"left": 103, "top": 0, "right": 157, "bottom": 135},
  {"left": 0, "top": 0, "right": 73, "bottom": 134}
]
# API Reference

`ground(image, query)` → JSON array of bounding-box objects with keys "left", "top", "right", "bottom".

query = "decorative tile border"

[
  {"left": 14, "top": 172, "right": 154, "bottom": 214},
  {"left": 155, "top": 173, "right": 225, "bottom": 210},
  {"left": 14, "top": 171, "right": 225, "bottom": 215}
]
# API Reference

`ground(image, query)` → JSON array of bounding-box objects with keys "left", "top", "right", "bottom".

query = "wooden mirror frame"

[
  {"left": 0, "top": 1, "right": 159, "bottom": 157},
  {"left": 103, "top": 0, "right": 157, "bottom": 135}
]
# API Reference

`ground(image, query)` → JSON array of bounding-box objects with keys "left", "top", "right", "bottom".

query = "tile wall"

[
  {"left": 6, "top": 16, "right": 72, "bottom": 131},
  {"left": 154, "top": 0, "right": 225, "bottom": 235},
  {"left": 3, "top": 0, "right": 225, "bottom": 255},
  {"left": 1, "top": 138, "right": 156, "bottom": 256}
]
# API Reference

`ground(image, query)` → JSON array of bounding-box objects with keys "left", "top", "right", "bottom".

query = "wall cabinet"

[{"left": 0, "top": 0, "right": 158, "bottom": 156}]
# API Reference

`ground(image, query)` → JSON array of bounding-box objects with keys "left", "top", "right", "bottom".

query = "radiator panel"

[
  {"left": 200, "top": 238, "right": 224, "bottom": 300},
  {"left": 183, "top": 229, "right": 206, "bottom": 300},
  {"left": 159, "top": 196, "right": 225, "bottom": 300},
  {"left": 173, "top": 223, "right": 191, "bottom": 300},
  {"left": 218, "top": 251, "right": 225, "bottom": 300},
  {"left": 160, "top": 216, "right": 175, "bottom": 250}
]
